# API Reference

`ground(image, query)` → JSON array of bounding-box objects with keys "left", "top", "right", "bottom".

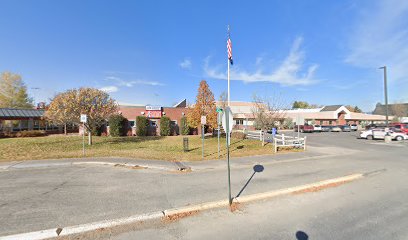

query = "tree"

[
  {"left": 136, "top": 116, "right": 148, "bottom": 136},
  {"left": 160, "top": 116, "right": 171, "bottom": 136},
  {"left": 180, "top": 116, "right": 189, "bottom": 135},
  {"left": 292, "top": 101, "right": 310, "bottom": 109},
  {"left": 252, "top": 94, "right": 289, "bottom": 130},
  {"left": 187, "top": 80, "right": 217, "bottom": 130},
  {"left": 353, "top": 106, "right": 362, "bottom": 113},
  {"left": 0, "top": 72, "right": 33, "bottom": 108},
  {"left": 391, "top": 103, "right": 408, "bottom": 119},
  {"left": 45, "top": 90, "right": 77, "bottom": 134},
  {"left": 108, "top": 114, "right": 129, "bottom": 137},
  {"left": 345, "top": 105, "right": 363, "bottom": 113},
  {"left": 46, "top": 87, "right": 118, "bottom": 144}
]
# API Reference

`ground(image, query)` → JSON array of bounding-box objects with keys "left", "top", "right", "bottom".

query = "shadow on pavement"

[
  {"left": 296, "top": 231, "right": 309, "bottom": 240},
  {"left": 235, "top": 164, "right": 264, "bottom": 198}
]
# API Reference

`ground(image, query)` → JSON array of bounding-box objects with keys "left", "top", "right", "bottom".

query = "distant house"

[
  {"left": 216, "top": 102, "right": 388, "bottom": 130},
  {"left": 0, "top": 108, "right": 70, "bottom": 133},
  {"left": 373, "top": 103, "right": 408, "bottom": 123}
]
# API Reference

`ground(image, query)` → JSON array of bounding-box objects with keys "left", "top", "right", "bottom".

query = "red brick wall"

[{"left": 117, "top": 106, "right": 189, "bottom": 136}]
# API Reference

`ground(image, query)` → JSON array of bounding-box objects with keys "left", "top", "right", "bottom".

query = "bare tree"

[
  {"left": 218, "top": 91, "right": 228, "bottom": 110},
  {"left": 251, "top": 93, "right": 289, "bottom": 131}
]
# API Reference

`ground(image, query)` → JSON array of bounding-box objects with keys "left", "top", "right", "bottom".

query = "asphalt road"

[{"left": 0, "top": 132, "right": 407, "bottom": 238}]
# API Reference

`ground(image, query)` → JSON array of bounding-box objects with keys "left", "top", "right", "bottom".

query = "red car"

[
  {"left": 294, "top": 125, "right": 314, "bottom": 133},
  {"left": 390, "top": 123, "right": 408, "bottom": 134}
]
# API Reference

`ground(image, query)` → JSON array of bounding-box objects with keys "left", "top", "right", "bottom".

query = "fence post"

[
  {"left": 303, "top": 136, "right": 307, "bottom": 150},
  {"left": 274, "top": 137, "right": 277, "bottom": 153},
  {"left": 282, "top": 134, "right": 285, "bottom": 145}
]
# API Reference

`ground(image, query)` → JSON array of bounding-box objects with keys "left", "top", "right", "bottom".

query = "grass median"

[{"left": 0, "top": 135, "right": 289, "bottom": 162}]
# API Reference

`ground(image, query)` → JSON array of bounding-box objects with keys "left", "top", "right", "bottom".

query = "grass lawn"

[{"left": 0, "top": 135, "right": 297, "bottom": 162}]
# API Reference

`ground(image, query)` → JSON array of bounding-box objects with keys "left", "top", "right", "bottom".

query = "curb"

[
  {"left": 0, "top": 173, "right": 363, "bottom": 240},
  {"left": 234, "top": 173, "right": 363, "bottom": 203},
  {"left": 0, "top": 212, "right": 164, "bottom": 240}
]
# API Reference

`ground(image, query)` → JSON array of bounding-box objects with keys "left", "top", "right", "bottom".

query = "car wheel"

[
  {"left": 366, "top": 135, "right": 373, "bottom": 140},
  {"left": 395, "top": 136, "right": 403, "bottom": 141}
]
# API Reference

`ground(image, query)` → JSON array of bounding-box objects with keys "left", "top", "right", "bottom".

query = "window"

[
  {"left": 129, "top": 121, "right": 135, "bottom": 127},
  {"left": 329, "top": 121, "right": 332, "bottom": 125},
  {"left": 171, "top": 121, "right": 177, "bottom": 126},
  {"left": 235, "top": 119, "right": 243, "bottom": 125},
  {"left": 150, "top": 121, "right": 157, "bottom": 127}
]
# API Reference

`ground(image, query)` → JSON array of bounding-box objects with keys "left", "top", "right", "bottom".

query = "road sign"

[
  {"left": 222, "top": 108, "right": 234, "bottom": 134},
  {"left": 296, "top": 114, "right": 304, "bottom": 125},
  {"left": 80, "top": 114, "right": 87, "bottom": 123},
  {"left": 217, "top": 111, "right": 223, "bottom": 126},
  {"left": 201, "top": 116, "right": 207, "bottom": 125}
]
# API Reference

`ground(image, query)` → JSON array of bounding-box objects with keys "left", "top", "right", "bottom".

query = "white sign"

[
  {"left": 146, "top": 106, "right": 161, "bottom": 111},
  {"left": 201, "top": 116, "right": 207, "bottom": 125},
  {"left": 80, "top": 114, "right": 87, "bottom": 123},
  {"left": 296, "top": 114, "right": 305, "bottom": 125},
  {"left": 222, "top": 107, "right": 234, "bottom": 134}
]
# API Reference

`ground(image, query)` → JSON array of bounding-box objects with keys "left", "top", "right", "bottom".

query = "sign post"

[
  {"left": 201, "top": 116, "right": 207, "bottom": 160},
  {"left": 296, "top": 113, "right": 304, "bottom": 139},
  {"left": 222, "top": 107, "right": 233, "bottom": 206},
  {"left": 216, "top": 107, "right": 223, "bottom": 158},
  {"left": 80, "top": 114, "right": 87, "bottom": 157}
]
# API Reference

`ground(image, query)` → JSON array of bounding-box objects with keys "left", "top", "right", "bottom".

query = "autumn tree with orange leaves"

[
  {"left": 187, "top": 80, "right": 217, "bottom": 130},
  {"left": 46, "top": 88, "right": 118, "bottom": 145}
]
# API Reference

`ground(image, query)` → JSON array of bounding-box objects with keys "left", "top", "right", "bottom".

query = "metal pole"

[
  {"left": 383, "top": 66, "right": 389, "bottom": 127},
  {"left": 227, "top": 26, "right": 231, "bottom": 107},
  {"left": 218, "top": 125, "right": 220, "bottom": 158},
  {"left": 82, "top": 123, "right": 85, "bottom": 157},
  {"left": 226, "top": 108, "right": 232, "bottom": 206},
  {"left": 202, "top": 124, "right": 204, "bottom": 160}
]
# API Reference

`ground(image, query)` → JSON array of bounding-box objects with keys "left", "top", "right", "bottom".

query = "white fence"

[{"left": 273, "top": 134, "right": 307, "bottom": 153}]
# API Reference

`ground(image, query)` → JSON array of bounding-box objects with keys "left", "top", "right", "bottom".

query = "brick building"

[{"left": 118, "top": 99, "right": 189, "bottom": 136}]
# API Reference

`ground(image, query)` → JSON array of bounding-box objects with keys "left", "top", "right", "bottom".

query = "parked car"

[
  {"left": 390, "top": 123, "right": 408, "bottom": 134},
  {"left": 331, "top": 126, "right": 342, "bottom": 132},
  {"left": 350, "top": 124, "right": 358, "bottom": 131},
  {"left": 313, "top": 125, "right": 322, "bottom": 132},
  {"left": 321, "top": 125, "right": 332, "bottom": 132},
  {"left": 294, "top": 125, "right": 314, "bottom": 133},
  {"left": 359, "top": 128, "right": 408, "bottom": 141},
  {"left": 365, "top": 124, "right": 386, "bottom": 130},
  {"left": 340, "top": 125, "right": 351, "bottom": 132}
]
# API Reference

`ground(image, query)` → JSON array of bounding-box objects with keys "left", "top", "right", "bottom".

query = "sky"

[{"left": 1, "top": 0, "right": 407, "bottom": 112}]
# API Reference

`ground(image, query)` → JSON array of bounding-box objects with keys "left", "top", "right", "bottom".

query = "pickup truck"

[{"left": 294, "top": 125, "right": 314, "bottom": 133}]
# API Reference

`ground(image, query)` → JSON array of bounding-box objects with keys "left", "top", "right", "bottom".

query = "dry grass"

[{"left": 0, "top": 135, "right": 284, "bottom": 162}]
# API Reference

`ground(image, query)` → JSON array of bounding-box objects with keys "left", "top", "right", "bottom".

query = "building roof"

[
  {"left": 320, "top": 105, "right": 343, "bottom": 112},
  {"left": 0, "top": 108, "right": 45, "bottom": 118},
  {"left": 373, "top": 103, "right": 408, "bottom": 116}
]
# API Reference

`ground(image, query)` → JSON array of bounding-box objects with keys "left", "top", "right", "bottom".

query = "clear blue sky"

[{"left": 1, "top": 0, "right": 407, "bottom": 111}]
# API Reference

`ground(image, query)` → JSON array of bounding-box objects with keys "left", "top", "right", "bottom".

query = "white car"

[
  {"left": 350, "top": 124, "right": 358, "bottom": 131},
  {"left": 360, "top": 128, "right": 408, "bottom": 141},
  {"left": 331, "top": 126, "right": 342, "bottom": 132},
  {"left": 313, "top": 125, "right": 322, "bottom": 132}
]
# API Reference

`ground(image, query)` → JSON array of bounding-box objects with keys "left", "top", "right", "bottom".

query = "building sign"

[
  {"left": 146, "top": 106, "right": 162, "bottom": 111},
  {"left": 147, "top": 111, "right": 162, "bottom": 118}
]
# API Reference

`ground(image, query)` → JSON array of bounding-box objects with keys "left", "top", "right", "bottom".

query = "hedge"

[
  {"left": 109, "top": 114, "right": 129, "bottom": 137},
  {"left": 180, "top": 116, "right": 189, "bottom": 135},
  {"left": 136, "top": 116, "right": 148, "bottom": 136},
  {"left": 160, "top": 116, "right": 171, "bottom": 136}
]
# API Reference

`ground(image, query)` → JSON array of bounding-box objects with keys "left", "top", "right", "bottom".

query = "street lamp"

[{"left": 379, "top": 66, "right": 389, "bottom": 127}]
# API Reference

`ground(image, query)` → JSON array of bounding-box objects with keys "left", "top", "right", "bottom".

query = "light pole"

[{"left": 379, "top": 66, "right": 389, "bottom": 127}]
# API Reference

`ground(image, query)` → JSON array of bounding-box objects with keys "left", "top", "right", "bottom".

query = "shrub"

[
  {"left": 160, "top": 116, "right": 171, "bottom": 136},
  {"left": 109, "top": 114, "right": 129, "bottom": 137},
  {"left": 231, "top": 131, "right": 246, "bottom": 140},
  {"left": 16, "top": 130, "right": 47, "bottom": 138},
  {"left": 180, "top": 116, "right": 189, "bottom": 135},
  {"left": 136, "top": 116, "right": 148, "bottom": 136}
]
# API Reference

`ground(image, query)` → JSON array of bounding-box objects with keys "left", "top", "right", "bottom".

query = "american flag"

[{"left": 227, "top": 38, "right": 233, "bottom": 65}]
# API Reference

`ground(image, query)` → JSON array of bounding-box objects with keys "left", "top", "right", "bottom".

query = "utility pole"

[{"left": 379, "top": 66, "right": 389, "bottom": 127}]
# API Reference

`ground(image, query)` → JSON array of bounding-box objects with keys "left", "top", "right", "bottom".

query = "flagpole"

[{"left": 227, "top": 25, "right": 230, "bottom": 107}]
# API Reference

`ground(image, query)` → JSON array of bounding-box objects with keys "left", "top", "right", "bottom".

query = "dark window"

[{"left": 129, "top": 121, "right": 135, "bottom": 127}]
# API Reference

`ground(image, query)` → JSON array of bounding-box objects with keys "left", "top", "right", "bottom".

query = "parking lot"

[{"left": 0, "top": 131, "right": 407, "bottom": 238}]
